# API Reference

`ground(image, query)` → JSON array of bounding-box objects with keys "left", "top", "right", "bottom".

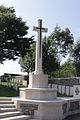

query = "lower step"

[
  {"left": 0, "top": 115, "right": 31, "bottom": 120},
  {"left": 0, "top": 98, "right": 12, "bottom": 101},
  {"left": 0, "top": 104, "right": 15, "bottom": 108},
  {"left": 0, "top": 108, "right": 17, "bottom": 112},
  {"left": 0, "top": 111, "right": 22, "bottom": 118}
]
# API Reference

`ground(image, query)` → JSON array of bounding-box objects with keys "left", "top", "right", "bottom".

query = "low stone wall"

[
  {"left": 48, "top": 77, "right": 80, "bottom": 86},
  {"left": 48, "top": 84, "right": 73, "bottom": 96},
  {"left": 62, "top": 98, "right": 80, "bottom": 119},
  {"left": 48, "top": 77, "right": 80, "bottom": 96}
]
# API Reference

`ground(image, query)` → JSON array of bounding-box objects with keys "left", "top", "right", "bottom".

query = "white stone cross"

[{"left": 33, "top": 19, "right": 48, "bottom": 74}]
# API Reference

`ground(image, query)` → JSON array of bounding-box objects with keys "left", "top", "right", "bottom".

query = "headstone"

[
  {"left": 70, "top": 86, "right": 73, "bottom": 96},
  {"left": 73, "top": 85, "right": 80, "bottom": 98},
  {"left": 52, "top": 84, "right": 55, "bottom": 88},
  {"left": 58, "top": 85, "right": 62, "bottom": 94},
  {"left": 62, "top": 85, "right": 66, "bottom": 95},
  {"left": 75, "top": 87, "right": 80, "bottom": 95},
  {"left": 66, "top": 86, "right": 70, "bottom": 96}
]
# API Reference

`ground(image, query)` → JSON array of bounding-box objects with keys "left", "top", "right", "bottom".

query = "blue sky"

[{"left": 0, "top": 0, "right": 80, "bottom": 75}]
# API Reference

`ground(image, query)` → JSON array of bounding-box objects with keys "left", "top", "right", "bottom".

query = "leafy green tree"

[
  {"left": 48, "top": 26, "right": 74, "bottom": 63},
  {"left": 42, "top": 37, "right": 59, "bottom": 74},
  {"left": 0, "top": 5, "right": 33, "bottom": 63},
  {"left": 72, "top": 41, "right": 80, "bottom": 76},
  {"left": 52, "top": 61, "right": 77, "bottom": 78},
  {"left": 19, "top": 43, "right": 35, "bottom": 75}
]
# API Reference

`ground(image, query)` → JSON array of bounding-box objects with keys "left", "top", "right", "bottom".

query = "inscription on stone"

[
  {"left": 20, "top": 103, "right": 38, "bottom": 115},
  {"left": 75, "top": 87, "right": 80, "bottom": 95},
  {"left": 62, "top": 103, "right": 67, "bottom": 114},
  {"left": 69, "top": 101, "right": 79, "bottom": 111}
]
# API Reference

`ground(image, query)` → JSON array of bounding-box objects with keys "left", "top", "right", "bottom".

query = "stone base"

[
  {"left": 13, "top": 98, "right": 63, "bottom": 120},
  {"left": 28, "top": 73, "right": 48, "bottom": 88},
  {"left": 20, "top": 88, "right": 57, "bottom": 100},
  {"left": 13, "top": 97, "right": 80, "bottom": 120}
]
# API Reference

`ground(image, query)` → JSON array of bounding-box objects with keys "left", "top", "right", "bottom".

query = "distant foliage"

[{"left": 52, "top": 61, "right": 77, "bottom": 78}]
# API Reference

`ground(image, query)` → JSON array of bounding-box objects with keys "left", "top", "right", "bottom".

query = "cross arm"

[{"left": 33, "top": 26, "right": 48, "bottom": 33}]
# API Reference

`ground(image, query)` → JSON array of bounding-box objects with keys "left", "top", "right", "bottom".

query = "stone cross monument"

[
  {"left": 33, "top": 19, "right": 48, "bottom": 74},
  {"left": 19, "top": 20, "right": 57, "bottom": 120},
  {"left": 28, "top": 19, "right": 48, "bottom": 88}
]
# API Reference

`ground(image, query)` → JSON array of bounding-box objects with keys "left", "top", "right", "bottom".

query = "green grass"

[{"left": 0, "top": 83, "right": 19, "bottom": 97}]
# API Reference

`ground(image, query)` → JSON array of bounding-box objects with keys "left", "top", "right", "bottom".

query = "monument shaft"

[{"left": 33, "top": 19, "right": 48, "bottom": 74}]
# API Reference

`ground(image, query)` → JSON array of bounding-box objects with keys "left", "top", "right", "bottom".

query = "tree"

[
  {"left": 72, "top": 41, "right": 80, "bottom": 76},
  {"left": 52, "top": 60, "right": 77, "bottom": 78},
  {"left": 19, "top": 37, "right": 59, "bottom": 75},
  {"left": 42, "top": 37, "right": 59, "bottom": 74},
  {"left": 19, "top": 43, "right": 35, "bottom": 75},
  {"left": 0, "top": 5, "right": 33, "bottom": 63},
  {"left": 48, "top": 26, "right": 74, "bottom": 63}
]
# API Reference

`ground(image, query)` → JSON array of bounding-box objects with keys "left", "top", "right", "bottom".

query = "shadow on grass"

[
  {"left": 57, "top": 92, "right": 73, "bottom": 97},
  {"left": 0, "top": 84, "right": 19, "bottom": 97}
]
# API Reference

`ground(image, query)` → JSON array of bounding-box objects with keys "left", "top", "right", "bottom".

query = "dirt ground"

[{"left": 64, "top": 113, "right": 80, "bottom": 120}]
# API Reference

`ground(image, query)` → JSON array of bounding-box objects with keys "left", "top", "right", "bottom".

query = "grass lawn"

[{"left": 0, "top": 82, "right": 19, "bottom": 97}]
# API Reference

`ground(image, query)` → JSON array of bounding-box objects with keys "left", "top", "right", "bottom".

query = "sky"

[{"left": 0, "top": 0, "right": 80, "bottom": 75}]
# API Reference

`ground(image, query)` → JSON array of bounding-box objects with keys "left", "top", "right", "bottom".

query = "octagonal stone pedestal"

[
  {"left": 20, "top": 88, "right": 57, "bottom": 100},
  {"left": 20, "top": 73, "right": 57, "bottom": 100},
  {"left": 19, "top": 73, "right": 58, "bottom": 120}
]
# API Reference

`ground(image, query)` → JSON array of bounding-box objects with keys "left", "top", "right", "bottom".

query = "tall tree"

[
  {"left": 42, "top": 37, "right": 59, "bottom": 74},
  {"left": 48, "top": 26, "right": 74, "bottom": 63},
  {"left": 0, "top": 5, "right": 33, "bottom": 63},
  {"left": 72, "top": 41, "right": 80, "bottom": 76}
]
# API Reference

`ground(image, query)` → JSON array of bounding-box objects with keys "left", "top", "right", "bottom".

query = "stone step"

[
  {"left": 0, "top": 101, "right": 14, "bottom": 104},
  {"left": 0, "top": 97, "right": 12, "bottom": 101},
  {"left": 0, "top": 97, "right": 37, "bottom": 120},
  {"left": 0, "top": 111, "right": 22, "bottom": 119},
  {"left": 0, "top": 104, "right": 16, "bottom": 108},
  {"left": 0, "top": 108, "right": 17, "bottom": 113},
  {"left": 0, "top": 115, "right": 31, "bottom": 120}
]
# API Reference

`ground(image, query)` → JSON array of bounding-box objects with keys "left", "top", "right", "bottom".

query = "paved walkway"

[{"left": 64, "top": 113, "right": 80, "bottom": 120}]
